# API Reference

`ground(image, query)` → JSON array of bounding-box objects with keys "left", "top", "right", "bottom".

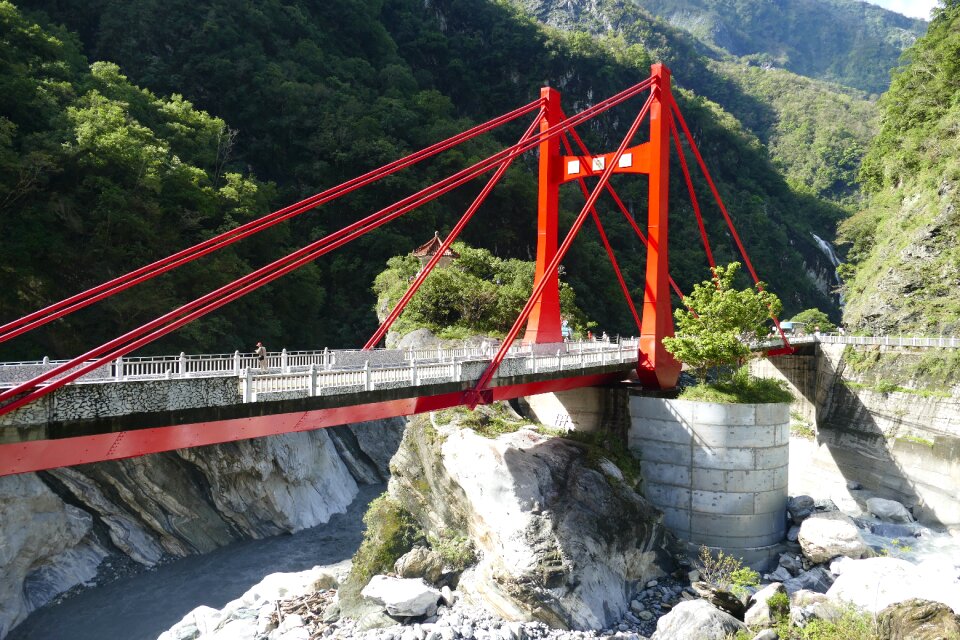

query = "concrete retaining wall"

[{"left": 628, "top": 395, "right": 789, "bottom": 565}]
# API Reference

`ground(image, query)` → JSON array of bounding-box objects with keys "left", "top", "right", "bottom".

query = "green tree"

[
  {"left": 663, "top": 262, "right": 783, "bottom": 381},
  {"left": 789, "top": 308, "right": 836, "bottom": 333}
]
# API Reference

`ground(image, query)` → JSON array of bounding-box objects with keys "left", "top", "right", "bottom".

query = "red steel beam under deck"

[{"left": 0, "top": 370, "right": 626, "bottom": 477}]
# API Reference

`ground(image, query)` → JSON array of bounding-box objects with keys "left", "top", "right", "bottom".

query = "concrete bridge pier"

[{"left": 627, "top": 394, "right": 790, "bottom": 569}]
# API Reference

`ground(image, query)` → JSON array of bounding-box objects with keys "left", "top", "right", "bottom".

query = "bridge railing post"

[
  {"left": 556, "top": 349, "right": 562, "bottom": 371},
  {"left": 619, "top": 341, "right": 624, "bottom": 363},
  {"left": 243, "top": 367, "right": 253, "bottom": 402},
  {"left": 579, "top": 347, "right": 584, "bottom": 368},
  {"left": 179, "top": 352, "right": 186, "bottom": 377},
  {"left": 234, "top": 351, "right": 241, "bottom": 375},
  {"left": 310, "top": 364, "right": 318, "bottom": 397},
  {"left": 364, "top": 360, "right": 372, "bottom": 391},
  {"left": 454, "top": 359, "right": 462, "bottom": 382},
  {"left": 411, "top": 359, "right": 418, "bottom": 385},
  {"left": 437, "top": 344, "right": 443, "bottom": 362},
  {"left": 532, "top": 351, "right": 538, "bottom": 373},
  {"left": 42, "top": 356, "right": 49, "bottom": 365},
  {"left": 281, "top": 348, "right": 288, "bottom": 373},
  {"left": 115, "top": 356, "right": 124, "bottom": 380},
  {"left": 601, "top": 347, "right": 606, "bottom": 366}
]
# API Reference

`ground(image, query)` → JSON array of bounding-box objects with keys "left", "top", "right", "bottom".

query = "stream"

[{"left": 7, "top": 484, "right": 381, "bottom": 640}]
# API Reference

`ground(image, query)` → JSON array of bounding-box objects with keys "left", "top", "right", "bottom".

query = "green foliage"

[
  {"left": 767, "top": 590, "right": 790, "bottom": 620},
  {"left": 427, "top": 530, "right": 476, "bottom": 571},
  {"left": 679, "top": 367, "right": 793, "bottom": 404},
  {"left": 730, "top": 603, "right": 879, "bottom": 639},
  {"left": 343, "top": 493, "right": 423, "bottom": 599},
  {"left": 664, "top": 262, "right": 783, "bottom": 381},
  {"left": 455, "top": 402, "right": 531, "bottom": 439},
  {"left": 372, "top": 242, "right": 587, "bottom": 339},
  {"left": 839, "top": 3, "right": 960, "bottom": 335},
  {"left": 790, "top": 308, "right": 837, "bottom": 333},
  {"left": 696, "top": 546, "right": 759, "bottom": 597}
]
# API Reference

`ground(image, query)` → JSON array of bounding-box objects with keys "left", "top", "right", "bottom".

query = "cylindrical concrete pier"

[{"left": 628, "top": 395, "right": 789, "bottom": 567}]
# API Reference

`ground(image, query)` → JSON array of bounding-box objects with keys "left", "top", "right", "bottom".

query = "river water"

[{"left": 7, "top": 484, "right": 381, "bottom": 640}]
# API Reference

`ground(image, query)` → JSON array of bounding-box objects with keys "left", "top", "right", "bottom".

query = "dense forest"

[
  {"left": 839, "top": 1, "right": 960, "bottom": 334},
  {"left": 0, "top": 0, "right": 882, "bottom": 360}
]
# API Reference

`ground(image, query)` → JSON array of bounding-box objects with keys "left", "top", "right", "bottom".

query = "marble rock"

[
  {"left": 651, "top": 599, "right": 747, "bottom": 640},
  {"left": 798, "top": 511, "right": 870, "bottom": 563},
  {"left": 362, "top": 576, "right": 441, "bottom": 617}
]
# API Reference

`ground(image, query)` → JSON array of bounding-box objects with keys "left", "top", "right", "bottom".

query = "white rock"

[
  {"left": 826, "top": 556, "right": 960, "bottom": 614},
  {"left": 651, "top": 599, "right": 747, "bottom": 639},
  {"left": 211, "top": 617, "right": 258, "bottom": 640},
  {"left": 744, "top": 583, "right": 786, "bottom": 628},
  {"left": 412, "top": 427, "right": 665, "bottom": 629},
  {"left": 866, "top": 497, "right": 913, "bottom": 523},
  {"left": 362, "top": 575, "right": 441, "bottom": 617},
  {"left": 752, "top": 629, "right": 778, "bottom": 640},
  {"left": 798, "top": 512, "right": 870, "bottom": 563},
  {"left": 158, "top": 605, "right": 223, "bottom": 640}
]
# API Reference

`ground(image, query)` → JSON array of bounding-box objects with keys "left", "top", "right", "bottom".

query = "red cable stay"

[{"left": 0, "top": 63, "right": 792, "bottom": 421}]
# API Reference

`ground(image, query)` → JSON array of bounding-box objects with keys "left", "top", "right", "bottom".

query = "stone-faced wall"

[
  {"left": 628, "top": 396, "right": 790, "bottom": 567},
  {"left": 752, "top": 343, "right": 960, "bottom": 532}
]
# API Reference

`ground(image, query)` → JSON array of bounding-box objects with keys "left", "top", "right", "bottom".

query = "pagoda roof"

[{"left": 412, "top": 231, "right": 460, "bottom": 258}]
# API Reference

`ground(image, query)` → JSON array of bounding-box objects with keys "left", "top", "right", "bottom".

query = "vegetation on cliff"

[
  {"left": 839, "top": 1, "right": 960, "bottom": 334},
  {"left": 372, "top": 243, "right": 587, "bottom": 340}
]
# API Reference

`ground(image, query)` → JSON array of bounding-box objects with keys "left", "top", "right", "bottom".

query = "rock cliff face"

[
  {"left": 0, "top": 419, "right": 405, "bottom": 639},
  {"left": 387, "top": 416, "right": 671, "bottom": 629}
]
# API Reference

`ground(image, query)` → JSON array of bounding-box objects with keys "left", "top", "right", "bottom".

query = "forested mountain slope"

[
  {"left": 839, "top": 1, "right": 960, "bottom": 334},
  {"left": 633, "top": 0, "right": 926, "bottom": 95},
  {"left": 508, "top": 0, "right": 880, "bottom": 205},
  {"left": 3, "top": 0, "right": 840, "bottom": 360}
]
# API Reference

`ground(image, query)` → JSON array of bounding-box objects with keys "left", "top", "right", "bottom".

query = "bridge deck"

[{"left": 0, "top": 340, "right": 638, "bottom": 476}]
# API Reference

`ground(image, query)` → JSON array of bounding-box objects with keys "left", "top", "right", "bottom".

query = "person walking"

[{"left": 255, "top": 341, "right": 267, "bottom": 370}]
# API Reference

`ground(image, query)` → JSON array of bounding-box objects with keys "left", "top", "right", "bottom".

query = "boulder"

[
  {"left": 651, "top": 599, "right": 747, "bottom": 640},
  {"left": 395, "top": 328, "right": 440, "bottom": 350},
  {"left": 782, "top": 567, "right": 834, "bottom": 595},
  {"left": 866, "top": 497, "right": 913, "bottom": 524},
  {"left": 778, "top": 553, "right": 803, "bottom": 575},
  {"left": 395, "top": 547, "right": 445, "bottom": 584},
  {"left": 691, "top": 582, "right": 748, "bottom": 618},
  {"left": 387, "top": 416, "right": 669, "bottom": 630},
  {"left": 764, "top": 566, "right": 792, "bottom": 583},
  {"left": 876, "top": 598, "right": 960, "bottom": 640},
  {"left": 827, "top": 557, "right": 960, "bottom": 614},
  {"left": 361, "top": 576, "right": 441, "bottom": 617},
  {"left": 798, "top": 511, "right": 870, "bottom": 563},
  {"left": 787, "top": 495, "right": 815, "bottom": 524},
  {"left": 744, "top": 582, "right": 787, "bottom": 628}
]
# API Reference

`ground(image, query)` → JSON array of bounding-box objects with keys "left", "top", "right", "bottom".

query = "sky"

[{"left": 863, "top": 0, "right": 938, "bottom": 20}]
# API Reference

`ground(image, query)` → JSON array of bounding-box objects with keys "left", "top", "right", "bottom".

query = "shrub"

[
  {"left": 428, "top": 530, "right": 477, "bottom": 571},
  {"left": 664, "top": 262, "right": 783, "bottom": 382},
  {"left": 343, "top": 493, "right": 423, "bottom": 601},
  {"left": 679, "top": 367, "right": 793, "bottom": 404},
  {"left": 696, "top": 546, "right": 759, "bottom": 597}
]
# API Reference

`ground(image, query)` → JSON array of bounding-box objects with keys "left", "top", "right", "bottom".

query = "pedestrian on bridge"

[{"left": 255, "top": 342, "right": 267, "bottom": 370}]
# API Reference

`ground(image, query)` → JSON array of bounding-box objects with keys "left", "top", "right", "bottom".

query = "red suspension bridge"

[{"left": 0, "top": 64, "right": 791, "bottom": 476}]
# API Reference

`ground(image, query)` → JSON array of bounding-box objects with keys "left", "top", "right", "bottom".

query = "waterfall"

[{"left": 811, "top": 233, "right": 844, "bottom": 305}]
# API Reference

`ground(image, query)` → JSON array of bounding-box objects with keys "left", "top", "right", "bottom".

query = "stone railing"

[
  {"left": 241, "top": 339, "right": 638, "bottom": 402},
  {"left": 0, "top": 338, "right": 639, "bottom": 393},
  {"left": 756, "top": 334, "right": 960, "bottom": 350}
]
